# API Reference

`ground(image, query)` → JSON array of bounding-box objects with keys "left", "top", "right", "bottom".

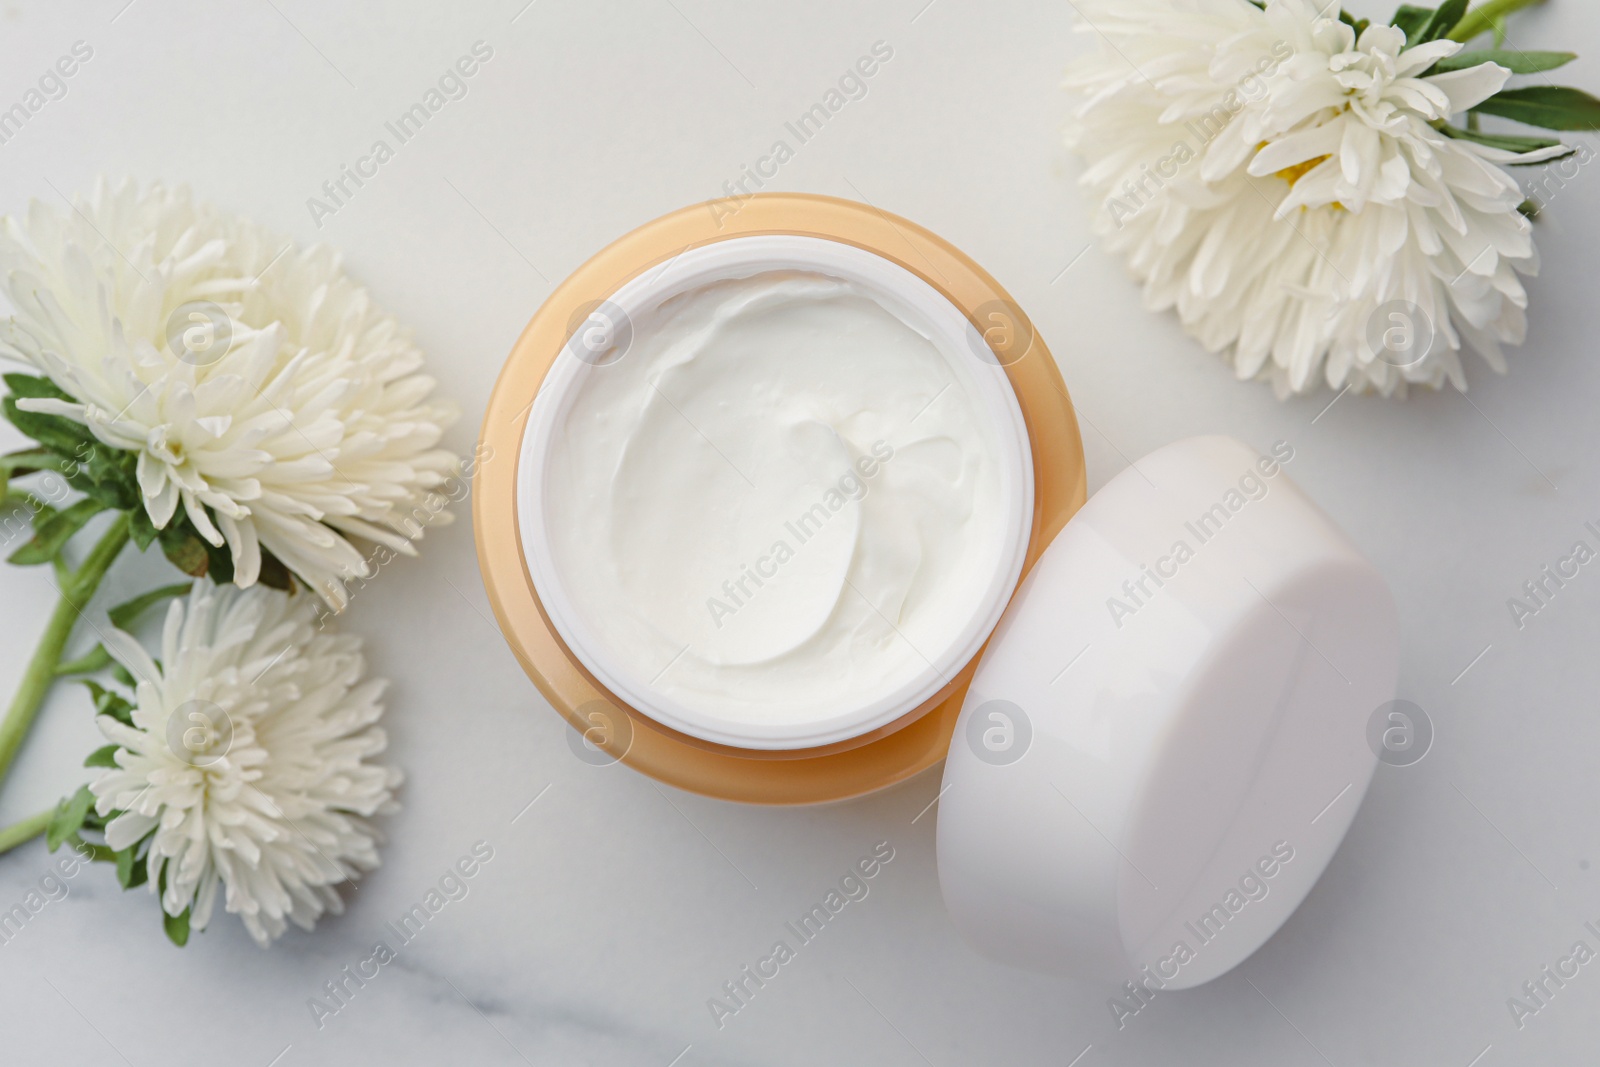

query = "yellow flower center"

[
  {"left": 1261, "top": 150, "right": 1345, "bottom": 212},
  {"left": 1274, "top": 154, "right": 1330, "bottom": 187}
]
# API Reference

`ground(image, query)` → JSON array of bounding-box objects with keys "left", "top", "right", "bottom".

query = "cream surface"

[{"left": 543, "top": 271, "right": 1010, "bottom": 732}]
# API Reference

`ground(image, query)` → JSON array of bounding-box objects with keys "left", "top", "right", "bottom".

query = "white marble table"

[{"left": 1, "top": 0, "right": 1597, "bottom": 1063}]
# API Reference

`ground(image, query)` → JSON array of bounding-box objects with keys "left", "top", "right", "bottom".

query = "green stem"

[
  {"left": 0, "top": 513, "right": 130, "bottom": 785},
  {"left": 1448, "top": 0, "right": 1546, "bottom": 42},
  {"left": 55, "top": 645, "right": 112, "bottom": 677},
  {"left": 0, "top": 807, "right": 51, "bottom": 856}
]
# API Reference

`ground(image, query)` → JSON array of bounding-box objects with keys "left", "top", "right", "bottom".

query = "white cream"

[{"left": 523, "top": 239, "right": 1032, "bottom": 749}]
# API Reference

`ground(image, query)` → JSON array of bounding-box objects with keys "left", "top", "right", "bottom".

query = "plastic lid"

[{"left": 936, "top": 435, "right": 1398, "bottom": 990}]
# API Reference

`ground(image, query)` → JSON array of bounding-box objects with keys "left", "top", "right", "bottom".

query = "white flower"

[
  {"left": 1064, "top": 0, "right": 1566, "bottom": 397},
  {"left": 0, "top": 178, "right": 459, "bottom": 607},
  {"left": 89, "top": 579, "right": 401, "bottom": 946}
]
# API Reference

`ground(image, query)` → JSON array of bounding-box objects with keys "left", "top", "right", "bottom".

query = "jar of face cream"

[
  {"left": 475, "top": 194, "right": 1399, "bottom": 989},
  {"left": 478, "top": 194, "right": 1088, "bottom": 802},
  {"left": 521, "top": 236, "right": 1034, "bottom": 751}
]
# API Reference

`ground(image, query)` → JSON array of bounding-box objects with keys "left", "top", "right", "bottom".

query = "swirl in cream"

[{"left": 541, "top": 270, "right": 1016, "bottom": 741}]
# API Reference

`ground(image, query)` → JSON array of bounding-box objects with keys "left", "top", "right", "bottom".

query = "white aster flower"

[
  {"left": 1065, "top": 0, "right": 1566, "bottom": 396},
  {"left": 89, "top": 579, "right": 401, "bottom": 947},
  {"left": 0, "top": 178, "right": 459, "bottom": 607}
]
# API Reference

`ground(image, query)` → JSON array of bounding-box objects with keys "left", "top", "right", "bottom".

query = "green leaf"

[
  {"left": 8, "top": 497, "right": 108, "bottom": 566},
  {"left": 126, "top": 506, "right": 160, "bottom": 551},
  {"left": 46, "top": 441, "right": 142, "bottom": 514},
  {"left": 46, "top": 786, "right": 95, "bottom": 852},
  {"left": 122, "top": 849, "right": 149, "bottom": 888},
  {"left": 72, "top": 475, "right": 132, "bottom": 511},
  {"left": 108, "top": 582, "right": 192, "bottom": 631},
  {"left": 2, "top": 395, "right": 96, "bottom": 457},
  {"left": 69, "top": 442, "right": 135, "bottom": 490},
  {"left": 203, "top": 539, "right": 234, "bottom": 584},
  {"left": 112, "top": 831, "right": 153, "bottom": 889},
  {"left": 1435, "top": 49, "right": 1576, "bottom": 74},
  {"left": 0, "top": 448, "right": 68, "bottom": 476},
  {"left": 257, "top": 549, "right": 291, "bottom": 592},
  {"left": 1474, "top": 86, "right": 1600, "bottom": 130},
  {"left": 82, "top": 679, "right": 136, "bottom": 724},
  {"left": 159, "top": 528, "right": 212, "bottom": 578},
  {"left": 83, "top": 744, "right": 121, "bottom": 769},
  {"left": 1392, "top": 4, "right": 1435, "bottom": 42},
  {"left": 110, "top": 662, "right": 136, "bottom": 690},
  {"left": 152, "top": 863, "right": 192, "bottom": 945},
  {"left": 114, "top": 844, "right": 137, "bottom": 887},
  {"left": 102, "top": 691, "right": 136, "bottom": 722},
  {"left": 64, "top": 833, "right": 115, "bottom": 863},
  {"left": 2, "top": 373, "right": 73, "bottom": 401},
  {"left": 1418, "top": 0, "right": 1469, "bottom": 43},
  {"left": 1438, "top": 122, "right": 1573, "bottom": 158},
  {"left": 164, "top": 906, "right": 192, "bottom": 947},
  {"left": 1338, "top": 10, "right": 1370, "bottom": 35}
]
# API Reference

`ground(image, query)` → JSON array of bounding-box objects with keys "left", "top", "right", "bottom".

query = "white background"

[{"left": 0, "top": 0, "right": 1597, "bottom": 1064}]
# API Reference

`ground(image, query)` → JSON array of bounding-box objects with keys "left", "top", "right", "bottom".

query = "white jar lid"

[{"left": 936, "top": 435, "right": 1398, "bottom": 989}]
